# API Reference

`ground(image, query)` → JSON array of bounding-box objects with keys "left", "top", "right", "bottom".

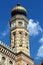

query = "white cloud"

[
  {"left": 2, "top": 31, "right": 7, "bottom": 36},
  {"left": 27, "top": 19, "right": 42, "bottom": 36},
  {"left": 1, "top": 22, "right": 10, "bottom": 37},
  {"left": 37, "top": 45, "right": 43, "bottom": 58},
  {"left": 35, "top": 56, "right": 39, "bottom": 60},
  {"left": 35, "top": 36, "right": 43, "bottom": 59},
  {"left": 39, "top": 37, "right": 43, "bottom": 44},
  {"left": 36, "top": 36, "right": 43, "bottom": 58}
]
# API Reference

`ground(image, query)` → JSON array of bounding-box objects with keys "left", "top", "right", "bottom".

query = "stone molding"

[
  {"left": 0, "top": 41, "right": 15, "bottom": 59},
  {"left": 10, "top": 14, "right": 28, "bottom": 23},
  {"left": 15, "top": 52, "right": 34, "bottom": 65}
]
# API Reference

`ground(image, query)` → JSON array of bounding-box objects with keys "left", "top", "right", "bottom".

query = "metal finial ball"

[{"left": 17, "top": 3, "right": 21, "bottom": 6}]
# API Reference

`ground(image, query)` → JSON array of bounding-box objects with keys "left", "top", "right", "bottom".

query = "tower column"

[
  {"left": 10, "top": 4, "right": 34, "bottom": 65},
  {"left": 10, "top": 4, "right": 30, "bottom": 56}
]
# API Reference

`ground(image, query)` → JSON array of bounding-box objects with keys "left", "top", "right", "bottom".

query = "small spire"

[{"left": 17, "top": 3, "right": 21, "bottom": 6}]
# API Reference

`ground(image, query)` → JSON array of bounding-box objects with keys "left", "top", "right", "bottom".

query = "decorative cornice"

[
  {"left": 15, "top": 51, "right": 34, "bottom": 64},
  {"left": 0, "top": 41, "right": 16, "bottom": 59},
  {"left": 0, "top": 41, "right": 33, "bottom": 61},
  {"left": 15, "top": 51, "right": 34, "bottom": 61},
  {"left": 10, "top": 14, "right": 28, "bottom": 23},
  {"left": 11, "top": 27, "right": 28, "bottom": 32}
]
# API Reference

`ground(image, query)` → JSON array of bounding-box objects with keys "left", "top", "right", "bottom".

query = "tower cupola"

[{"left": 11, "top": 4, "right": 27, "bottom": 17}]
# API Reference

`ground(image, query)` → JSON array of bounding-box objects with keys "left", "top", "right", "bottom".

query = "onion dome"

[{"left": 11, "top": 4, "right": 27, "bottom": 17}]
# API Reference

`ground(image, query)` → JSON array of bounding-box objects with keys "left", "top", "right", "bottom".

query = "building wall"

[{"left": 0, "top": 52, "right": 15, "bottom": 65}]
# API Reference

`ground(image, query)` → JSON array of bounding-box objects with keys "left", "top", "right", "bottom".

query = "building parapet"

[{"left": 0, "top": 41, "right": 16, "bottom": 59}]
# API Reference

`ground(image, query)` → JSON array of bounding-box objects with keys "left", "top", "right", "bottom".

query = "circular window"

[
  {"left": 2, "top": 57, "right": 6, "bottom": 63},
  {"left": 2, "top": 57, "right": 5, "bottom": 60},
  {"left": 9, "top": 61, "right": 13, "bottom": 65}
]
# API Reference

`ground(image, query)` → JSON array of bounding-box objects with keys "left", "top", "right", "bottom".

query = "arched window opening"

[
  {"left": 19, "top": 31, "right": 22, "bottom": 35},
  {"left": 9, "top": 61, "right": 13, "bottom": 65},
  {"left": 13, "top": 32, "right": 16, "bottom": 36},
  {"left": 2, "top": 57, "right": 6, "bottom": 63},
  {"left": 26, "top": 46, "right": 28, "bottom": 49},
  {"left": 27, "top": 64, "right": 29, "bottom": 65},
  {"left": 18, "top": 21, "right": 23, "bottom": 26},
  {"left": 19, "top": 31, "right": 22, "bottom": 47},
  {"left": 25, "top": 33, "right": 28, "bottom": 36}
]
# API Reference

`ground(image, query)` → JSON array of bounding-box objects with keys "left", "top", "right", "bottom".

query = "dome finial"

[
  {"left": 17, "top": 3, "right": 21, "bottom": 6},
  {"left": 11, "top": 3, "right": 27, "bottom": 16}
]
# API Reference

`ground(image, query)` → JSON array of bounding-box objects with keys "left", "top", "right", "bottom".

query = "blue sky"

[{"left": 0, "top": 0, "right": 43, "bottom": 64}]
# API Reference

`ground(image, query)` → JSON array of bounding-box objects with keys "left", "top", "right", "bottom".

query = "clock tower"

[{"left": 10, "top": 4, "right": 34, "bottom": 65}]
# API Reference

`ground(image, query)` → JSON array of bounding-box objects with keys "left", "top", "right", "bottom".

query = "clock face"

[{"left": 11, "top": 22, "right": 15, "bottom": 28}]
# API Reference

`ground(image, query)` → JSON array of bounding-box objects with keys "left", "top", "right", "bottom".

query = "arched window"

[
  {"left": 9, "top": 61, "right": 13, "bottom": 65},
  {"left": 19, "top": 31, "right": 22, "bottom": 47},
  {"left": 18, "top": 21, "right": 23, "bottom": 26},
  {"left": 27, "top": 64, "right": 29, "bottom": 65},
  {"left": 2, "top": 57, "right": 6, "bottom": 63},
  {"left": 25, "top": 33, "right": 28, "bottom": 37},
  {"left": 26, "top": 46, "right": 28, "bottom": 49}
]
